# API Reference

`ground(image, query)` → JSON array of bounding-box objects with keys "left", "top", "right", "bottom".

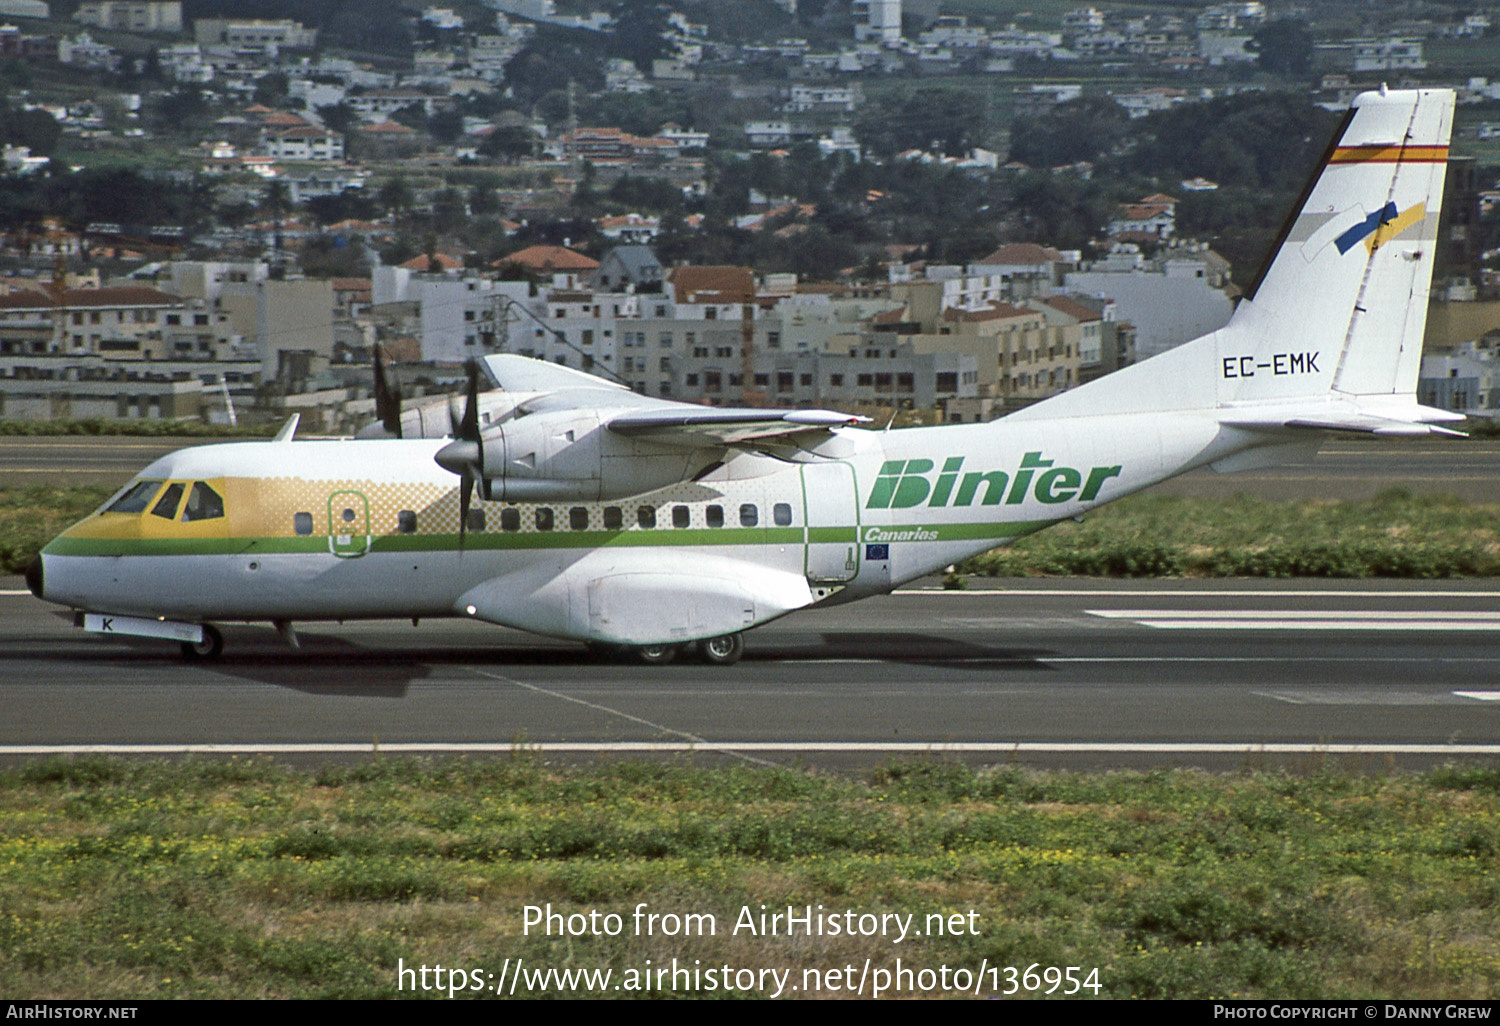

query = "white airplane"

[{"left": 26, "top": 87, "right": 1461, "bottom": 665}]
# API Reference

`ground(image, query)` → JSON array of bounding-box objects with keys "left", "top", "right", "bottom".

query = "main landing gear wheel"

[
  {"left": 585, "top": 640, "right": 626, "bottom": 661},
  {"left": 181, "top": 623, "right": 223, "bottom": 661},
  {"left": 697, "top": 633, "right": 744, "bottom": 666},
  {"left": 635, "top": 643, "right": 678, "bottom": 665}
]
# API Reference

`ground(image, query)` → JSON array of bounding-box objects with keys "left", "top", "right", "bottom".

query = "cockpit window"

[
  {"left": 150, "top": 482, "right": 185, "bottom": 520},
  {"left": 181, "top": 482, "right": 225, "bottom": 522},
  {"left": 105, "top": 480, "right": 164, "bottom": 514}
]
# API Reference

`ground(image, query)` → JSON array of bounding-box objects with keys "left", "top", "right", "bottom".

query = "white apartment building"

[{"left": 75, "top": 0, "right": 181, "bottom": 33}]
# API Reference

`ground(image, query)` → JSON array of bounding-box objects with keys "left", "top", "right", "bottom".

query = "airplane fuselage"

[{"left": 35, "top": 408, "right": 1246, "bottom": 646}]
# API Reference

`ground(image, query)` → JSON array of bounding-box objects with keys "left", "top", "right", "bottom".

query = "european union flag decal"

[{"left": 865, "top": 543, "right": 890, "bottom": 561}]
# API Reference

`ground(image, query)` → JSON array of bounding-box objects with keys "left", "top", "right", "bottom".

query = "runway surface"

[
  {"left": 4, "top": 579, "right": 1499, "bottom": 770},
  {"left": 3, "top": 435, "right": 1499, "bottom": 500}
]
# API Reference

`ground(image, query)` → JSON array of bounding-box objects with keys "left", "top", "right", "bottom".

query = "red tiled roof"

[
  {"left": 942, "top": 302, "right": 1036, "bottom": 323},
  {"left": 0, "top": 286, "right": 181, "bottom": 310},
  {"left": 1039, "top": 295, "right": 1102, "bottom": 322},
  {"left": 399, "top": 253, "right": 464, "bottom": 271},
  {"left": 976, "top": 243, "right": 1061, "bottom": 266},
  {"left": 362, "top": 120, "right": 416, "bottom": 134},
  {"left": 500, "top": 245, "right": 600, "bottom": 271},
  {"left": 668, "top": 265, "right": 755, "bottom": 303},
  {"left": 1118, "top": 203, "right": 1173, "bottom": 220}
]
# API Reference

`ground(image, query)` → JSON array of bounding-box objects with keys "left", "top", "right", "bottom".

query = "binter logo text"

[{"left": 866, "top": 453, "right": 1122, "bottom": 509}]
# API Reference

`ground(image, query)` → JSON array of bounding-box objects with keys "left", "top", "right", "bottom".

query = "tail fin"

[{"left": 1010, "top": 87, "right": 1460, "bottom": 431}]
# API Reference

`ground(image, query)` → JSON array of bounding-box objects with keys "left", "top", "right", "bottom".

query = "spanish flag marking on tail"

[{"left": 1328, "top": 144, "right": 1449, "bottom": 164}]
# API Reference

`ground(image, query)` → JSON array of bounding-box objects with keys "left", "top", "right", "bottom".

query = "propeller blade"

[
  {"left": 458, "top": 358, "right": 480, "bottom": 442},
  {"left": 459, "top": 473, "right": 472, "bottom": 546},
  {"left": 373, "top": 345, "right": 403, "bottom": 438},
  {"left": 435, "top": 359, "right": 490, "bottom": 546},
  {"left": 460, "top": 359, "right": 492, "bottom": 502}
]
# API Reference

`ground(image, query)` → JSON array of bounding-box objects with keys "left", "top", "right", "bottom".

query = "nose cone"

[
  {"left": 24, "top": 554, "right": 43, "bottom": 600},
  {"left": 435, "top": 438, "right": 481, "bottom": 476}
]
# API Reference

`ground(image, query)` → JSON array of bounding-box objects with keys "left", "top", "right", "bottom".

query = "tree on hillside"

[
  {"left": 478, "top": 125, "right": 538, "bottom": 163},
  {"left": 376, "top": 177, "right": 413, "bottom": 218},
  {"left": 0, "top": 102, "right": 61, "bottom": 155},
  {"left": 611, "top": 0, "right": 673, "bottom": 69},
  {"left": 856, "top": 87, "right": 990, "bottom": 159},
  {"left": 1121, "top": 92, "right": 1339, "bottom": 190},
  {"left": 1009, "top": 96, "right": 1129, "bottom": 169},
  {"left": 1250, "top": 20, "right": 1314, "bottom": 78},
  {"left": 316, "top": 102, "right": 357, "bottom": 135}
]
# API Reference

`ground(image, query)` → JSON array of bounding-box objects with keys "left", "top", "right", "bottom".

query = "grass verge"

[
  {"left": 961, "top": 489, "right": 1500, "bottom": 579},
  {"left": 0, "top": 485, "right": 113, "bottom": 574},
  {"left": 2, "top": 757, "right": 1499, "bottom": 999}
]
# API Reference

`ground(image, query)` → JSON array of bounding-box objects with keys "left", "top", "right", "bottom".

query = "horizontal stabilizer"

[
  {"left": 1220, "top": 402, "right": 1467, "bottom": 437},
  {"left": 1283, "top": 418, "right": 1467, "bottom": 437}
]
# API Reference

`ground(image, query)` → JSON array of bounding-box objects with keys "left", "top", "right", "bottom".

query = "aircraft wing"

[
  {"left": 606, "top": 407, "right": 869, "bottom": 447},
  {"left": 482, "top": 353, "right": 869, "bottom": 447}
]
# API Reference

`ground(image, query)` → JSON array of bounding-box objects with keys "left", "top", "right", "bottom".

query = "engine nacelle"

[{"left": 478, "top": 409, "right": 714, "bottom": 502}]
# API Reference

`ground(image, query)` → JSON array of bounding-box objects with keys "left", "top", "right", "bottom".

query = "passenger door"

[
  {"left": 327, "top": 490, "right": 371, "bottom": 558},
  {"left": 801, "top": 461, "right": 859, "bottom": 584}
]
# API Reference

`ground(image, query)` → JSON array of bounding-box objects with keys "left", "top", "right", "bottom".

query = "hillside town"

[{"left": 2, "top": 0, "right": 1500, "bottom": 429}]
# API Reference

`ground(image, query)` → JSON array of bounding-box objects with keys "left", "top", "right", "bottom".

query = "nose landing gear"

[{"left": 180, "top": 623, "right": 224, "bottom": 661}]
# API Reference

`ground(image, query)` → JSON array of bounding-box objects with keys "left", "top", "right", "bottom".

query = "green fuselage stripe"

[{"left": 43, "top": 519, "right": 1050, "bottom": 558}]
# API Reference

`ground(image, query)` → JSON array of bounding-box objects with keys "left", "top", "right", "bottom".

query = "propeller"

[
  {"left": 434, "top": 359, "right": 488, "bottom": 544},
  {"left": 373, "top": 344, "right": 403, "bottom": 438}
]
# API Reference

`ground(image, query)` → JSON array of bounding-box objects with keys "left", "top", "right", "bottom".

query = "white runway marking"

[
  {"left": 1255, "top": 690, "right": 1473, "bottom": 706},
  {"left": 1089, "top": 609, "right": 1500, "bottom": 631},
  {"left": 464, "top": 665, "right": 780, "bottom": 767},
  {"left": 4, "top": 742, "right": 1500, "bottom": 756}
]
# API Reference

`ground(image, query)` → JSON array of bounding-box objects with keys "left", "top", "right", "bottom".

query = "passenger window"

[
  {"left": 637, "top": 505, "right": 656, "bottom": 528},
  {"left": 150, "top": 482, "right": 185, "bottom": 520},
  {"left": 106, "top": 480, "right": 163, "bottom": 514},
  {"left": 740, "top": 503, "right": 758, "bottom": 527},
  {"left": 603, "top": 506, "right": 622, "bottom": 530},
  {"left": 569, "top": 506, "right": 588, "bottom": 530},
  {"left": 672, "top": 505, "right": 690, "bottom": 528},
  {"left": 536, "top": 507, "right": 554, "bottom": 531},
  {"left": 397, "top": 510, "right": 417, "bottom": 533},
  {"left": 706, "top": 504, "right": 724, "bottom": 528},
  {"left": 293, "top": 512, "right": 314, "bottom": 535},
  {"left": 466, "top": 508, "right": 486, "bottom": 532},
  {"left": 773, "top": 502, "right": 793, "bottom": 526},
  {"left": 181, "top": 482, "right": 224, "bottom": 522},
  {"left": 500, "top": 508, "right": 520, "bottom": 532}
]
